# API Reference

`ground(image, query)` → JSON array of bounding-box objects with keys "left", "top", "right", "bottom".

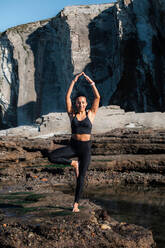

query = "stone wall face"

[
  {"left": 0, "top": 0, "right": 165, "bottom": 128},
  {"left": 0, "top": 34, "right": 19, "bottom": 128},
  {"left": 110, "top": 0, "right": 165, "bottom": 112}
]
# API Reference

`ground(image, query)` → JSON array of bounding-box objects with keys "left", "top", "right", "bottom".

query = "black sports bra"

[{"left": 71, "top": 113, "right": 92, "bottom": 134}]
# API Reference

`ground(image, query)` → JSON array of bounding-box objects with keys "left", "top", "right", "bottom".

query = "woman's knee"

[{"left": 48, "top": 151, "right": 57, "bottom": 162}]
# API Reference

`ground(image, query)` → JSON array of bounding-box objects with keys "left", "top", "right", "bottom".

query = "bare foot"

[
  {"left": 71, "top": 160, "right": 79, "bottom": 178},
  {"left": 72, "top": 202, "right": 80, "bottom": 212}
]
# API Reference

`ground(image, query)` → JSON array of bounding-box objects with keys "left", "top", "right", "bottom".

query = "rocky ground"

[
  {"left": 0, "top": 194, "right": 155, "bottom": 248},
  {"left": 0, "top": 127, "right": 164, "bottom": 247},
  {"left": 0, "top": 127, "right": 165, "bottom": 186}
]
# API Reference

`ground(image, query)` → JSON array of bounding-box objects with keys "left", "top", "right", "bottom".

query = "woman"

[{"left": 48, "top": 72, "right": 100, "bottom": 212}]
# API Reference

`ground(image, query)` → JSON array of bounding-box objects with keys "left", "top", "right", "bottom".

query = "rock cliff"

[{"left": 0, "top": 0, "right": 165, "bottom": 128}]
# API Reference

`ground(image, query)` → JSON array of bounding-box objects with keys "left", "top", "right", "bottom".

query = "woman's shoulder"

[
  {"left": 87, "top": 109, "right": 92, "bottom": 116},
  {"left": 87, "top": 109, "right": 96, "bottom": 124},
  {"left": 68, "top": 111, "right": 76, "bottom": 120}
]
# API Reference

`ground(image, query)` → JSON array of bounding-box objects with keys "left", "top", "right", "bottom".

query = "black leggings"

[{"left": 48, "top": 138, "right": 91, "bottom": 203}]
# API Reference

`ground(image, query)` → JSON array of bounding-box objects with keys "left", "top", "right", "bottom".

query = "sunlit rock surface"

[{"left": 0, "top": 105, "right": 165, "bottom": 138}]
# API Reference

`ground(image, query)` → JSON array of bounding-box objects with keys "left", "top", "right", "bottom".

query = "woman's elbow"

[{"left": 96, "top": 95, "right": 100, "bottom": 100}]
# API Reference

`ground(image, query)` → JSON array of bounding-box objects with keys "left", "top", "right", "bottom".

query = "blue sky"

[{"left": 0, "top": 0, "right": 115, "bottom": 32}]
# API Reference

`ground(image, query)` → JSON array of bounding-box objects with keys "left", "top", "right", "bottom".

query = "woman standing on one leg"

[{"left": 48, "top": 71, "right": 100, "bottom": 212}]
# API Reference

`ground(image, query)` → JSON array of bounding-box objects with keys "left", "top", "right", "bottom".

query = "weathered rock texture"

[
  {"left": 0, "top": 128, "right": 163, "bottom": 248},
  {"left": 0, "top": 128, "right": 165, "bottom": 186},
  {"left": 37, "top": 106, "right": 165, "bottom": 135},
  {"left": 0, "top": 0, "right": 165, "bottom": 128},
  {"left": 0, "top": 199, "right": 156, "bottom": 248},
  {"left": 0, "top": 209, "right": 156, "bottom": 248},
  {"left": 0, "top": 105, "right": 165, "bottom": 137}
]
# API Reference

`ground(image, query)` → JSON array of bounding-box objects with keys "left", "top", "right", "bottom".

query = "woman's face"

[{"left": 76, "top": 96, "right": 87, "bottom": 112}]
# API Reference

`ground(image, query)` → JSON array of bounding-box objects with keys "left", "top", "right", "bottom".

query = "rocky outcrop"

[
  {"left": 0, "top": 197, "right": 155, "bottom": 248},
  {"left": 110, "top": 0, "right": 165, "bottom": 112},
  {"left": 0, "top": 34, "right": 19, "bottom": 128},
  {"left": 0, "top": 128, "right": 163, "bottom": 247},
  {"left": 0, "top": 0, "right": 165, "bottom": 128},
  {"left": 0, "top": 105, "right": 165, "bottom": 137},
  {"left": 0, "top": 128, "right": 165, "bottom": 186},
  {"left": 38, "top": 106, "right": 165, "bottom": 135}
]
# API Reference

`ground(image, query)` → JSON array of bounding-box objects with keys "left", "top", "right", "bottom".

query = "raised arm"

[
  {"left": 82, "top": 72, "right": 100, "bottom": 120},
  {"left": 66, "top": 72, "right": 83, "bottom": 115}
]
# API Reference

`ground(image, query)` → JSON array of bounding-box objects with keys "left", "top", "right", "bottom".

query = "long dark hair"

[{"left": 75, "top": 94, "right": 87, "bottom": 101}]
